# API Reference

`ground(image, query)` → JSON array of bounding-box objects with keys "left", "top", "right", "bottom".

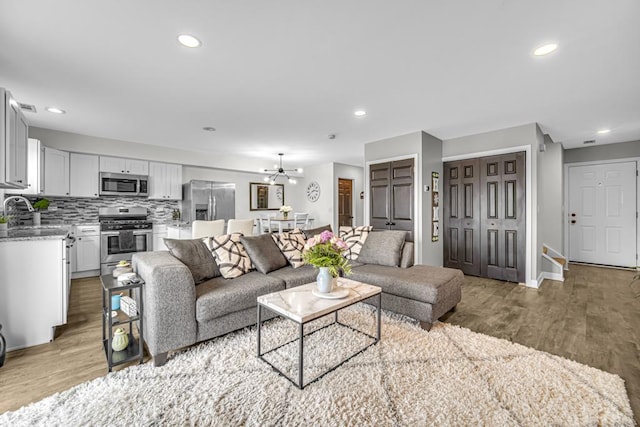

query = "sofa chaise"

[{"left": 132, "top": 226, "right": 463, "bottom": 366}]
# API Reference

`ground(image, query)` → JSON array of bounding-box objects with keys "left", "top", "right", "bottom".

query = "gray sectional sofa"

[{"left": 132, "top": 227, "right": 463, "bottom": 367}]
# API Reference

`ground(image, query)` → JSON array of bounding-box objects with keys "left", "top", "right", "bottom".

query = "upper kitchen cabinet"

[
  {"left": 99, "top": 156, "right": 149, "bottom": 175},
  {"left": 148, "top": 161, "right": 182, "bottom": 200},
  {"left": 6, "top": 138, "right": 43, "bottom": 195},
  {"left": 0, "top": 88, "right": 28, "bottom": 189},
  {"left": 70, "top": 153, "right": 99, "bottom": 197},
  {"left": 42, "top": 146, "right": 70, "bottom": 196}
]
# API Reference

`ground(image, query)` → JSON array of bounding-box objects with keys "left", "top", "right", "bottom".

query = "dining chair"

[
  {"left": 227, "top": 219, "right": 255, "bottom": 236},
  {"left": 258, "top": 214, "right": 273, "bottom": 233},
  {"left": 293, "top": 212, "right": 310, "bottom": 230}
]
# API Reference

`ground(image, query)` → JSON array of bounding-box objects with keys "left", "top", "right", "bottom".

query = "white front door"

[{"left": 568, "top": 161, "right": 637, "bottom": 267}]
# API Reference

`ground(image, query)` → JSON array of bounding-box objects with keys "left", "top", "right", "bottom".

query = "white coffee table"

[{"left": 257, "top": 278, "right": 382, "bottom": 389}]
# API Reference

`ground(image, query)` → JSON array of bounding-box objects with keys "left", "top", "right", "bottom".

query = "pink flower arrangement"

[{"left": 303, "top": 230, "right": 351, "bottom": 277}]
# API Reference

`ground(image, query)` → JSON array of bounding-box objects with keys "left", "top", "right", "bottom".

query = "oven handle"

[{"left": 101, "top": 230, "right": 152, "bottom": 236}]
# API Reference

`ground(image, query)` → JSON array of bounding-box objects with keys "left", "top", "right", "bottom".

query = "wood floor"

[{"left": 1, "top": 264, "right": 639, "bottom": 423}]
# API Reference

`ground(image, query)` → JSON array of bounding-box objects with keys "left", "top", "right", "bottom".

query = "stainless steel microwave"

[{"left": 99, "top": 172, "right": 149, "bottom": 196}]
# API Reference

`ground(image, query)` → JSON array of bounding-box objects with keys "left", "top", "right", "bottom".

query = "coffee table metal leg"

[
  {"left": 257, "top": 304, "right": 262, "bottom": 357},
  {"left": 376, "top": 293, "right": 381, "bottom": 342},
  {"left": 298, "top": 323, "right": 304, "bottom": 388}
]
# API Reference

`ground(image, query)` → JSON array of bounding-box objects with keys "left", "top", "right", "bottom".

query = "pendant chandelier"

[{"left": 260, "top": 153, "right": 302, "bottom": 185}]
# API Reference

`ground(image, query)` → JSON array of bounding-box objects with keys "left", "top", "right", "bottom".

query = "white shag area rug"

[{"left": 1, "top": 305, "right": 634, "bottom": 426}]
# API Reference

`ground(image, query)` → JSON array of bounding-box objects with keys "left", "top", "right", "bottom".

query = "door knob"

[
  {"left": 571, "top": 213, "right": 576, "bottom": 217},
  {"left": 571, "top": 220, "right": 576, "bottom": 224}
]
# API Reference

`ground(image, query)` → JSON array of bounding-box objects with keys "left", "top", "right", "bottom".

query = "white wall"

[
  {"left": 537, "top": 141, "right": 564, "bottom": 255},
  {"left": 421, "top": 132, "right": 443, "bottom": 266},
  {"left": 564, "top": 139, "right": 640, "bottom": 164},
  {"left": 364, "top": 131, "right": 422, "bottom": 160},
  {"left": 333, "top": 163, "right": 364, "bottom": 228},
  {"left": 297, "top": 163, "right": 334, "bottom": 229}
]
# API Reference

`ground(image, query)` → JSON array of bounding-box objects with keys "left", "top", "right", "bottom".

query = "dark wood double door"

[
  {"left": 369, "top": 159, "right": 414, "bottom": 241},
  {"left": 443, "top": 152, "right": 525, "bottom": 282}
]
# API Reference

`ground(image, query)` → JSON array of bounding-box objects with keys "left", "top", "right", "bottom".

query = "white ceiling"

[{"left": 1, "top": 0, "right": 639, "bottom": 170}]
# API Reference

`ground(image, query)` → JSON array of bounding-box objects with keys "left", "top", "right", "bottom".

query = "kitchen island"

[{"left": 0, "top": 226, "right": 71, "bottom": 351}]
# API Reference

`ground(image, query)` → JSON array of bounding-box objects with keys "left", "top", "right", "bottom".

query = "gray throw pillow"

[
  {"left": 302, "top": 224, "right": 332, "bottom": 240},
  {"left": 163, "top": 238, "right": 220, "bottom": 284},
  {"left": 240, "top": 234, "right": 289, "bottom": 274},
  {"left": 357, "top": 230, "right": 407, "bottom": 267}
]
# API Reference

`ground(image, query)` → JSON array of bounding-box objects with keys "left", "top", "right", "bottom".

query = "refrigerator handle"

[
  {"left": 207, "top": 193, "right": 213, "bottom": 220},
  {"left": 212, "top": 196, "right": 217, "bottom": 220}
]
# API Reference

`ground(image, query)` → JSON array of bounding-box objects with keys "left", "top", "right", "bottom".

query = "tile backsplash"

[{"left": 2, "top": 195, "right": 179, "bottom": 225}]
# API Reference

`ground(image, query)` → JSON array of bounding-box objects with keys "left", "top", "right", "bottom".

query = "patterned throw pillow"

[
  {"left": 210, "top": 233, "right": 254, "bottom": 279},
  {"left": 339, "top": 226, "right": 373, "bottom": 260},
  {"left": 271, "top": 228, "right": 306, "bottom": 268}
]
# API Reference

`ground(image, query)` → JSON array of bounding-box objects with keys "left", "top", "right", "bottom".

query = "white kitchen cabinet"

[
  {"left": 0, "top": 87, "right": 28, "bottom": 189},
  {"left": 70, "top": 153, "right": 99, "bottom": 197},
  {"left": 75, "top": 231, "right": 100, "bottom": 271},
  {"left": 43, "top": 146, "right": 70, "bottom": 196},
  {"left": 149, "top": 161, "right": 182, "bottom": 200},
  {"left": 0, "top": 238, "right": 67, "bottom": 350},
  {"left": 6, "top": 138, "right": 42, "bottom": 195},
  {"left": 99, "top": 156, "right": 149, "bottom": 175},
  {"left": 153, "top": 223, "right": 168, "bottom": 251}
]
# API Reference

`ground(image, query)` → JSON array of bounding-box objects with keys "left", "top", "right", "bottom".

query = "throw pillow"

[
  {"left": 163, "top": 238, "right": 220, "bottom": 284},
  {"left": 210, "top": 233, "right": 254, "bottom": 279},
  {"left": 240, "top": 234, "right": 288, "bottom": 274},
  {"left": 272, "top": 228, "right": 306, "bottom": 268},
  {"left": 357, "top": 230, "right": 407, "bottom": 267},
  {"left": 339, "top": 226, "right": 373, "bottom": 260},
  {"left": 302, "top": 224, "right": 332, "bottom": 240}
]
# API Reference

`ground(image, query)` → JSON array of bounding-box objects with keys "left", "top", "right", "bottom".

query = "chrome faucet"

[{"left": 3, "top": 196, "right": 35, "bottom": 214}]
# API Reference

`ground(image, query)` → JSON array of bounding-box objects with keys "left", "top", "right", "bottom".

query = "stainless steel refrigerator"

[{"left": 180, "top": 180, "right": 236, "bottom": 224}]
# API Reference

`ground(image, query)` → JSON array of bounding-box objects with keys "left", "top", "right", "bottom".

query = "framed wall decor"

[{"left": 431, "top": 171, "right": 439, "bottom": 242}]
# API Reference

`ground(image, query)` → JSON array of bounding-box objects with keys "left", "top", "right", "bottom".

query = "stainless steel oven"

[{"left": 99, "top": 207, "right": 153, "bottom": 275}]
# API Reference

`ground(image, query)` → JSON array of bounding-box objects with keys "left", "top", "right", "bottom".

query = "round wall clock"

[{"left": 306, "top": 181, "right": 320, "bottom": 202}]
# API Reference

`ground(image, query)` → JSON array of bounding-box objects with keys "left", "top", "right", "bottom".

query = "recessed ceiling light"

[
  {"left": 177, "top": 34, "right": 202, "bottom": 48},
  {"left": 533, "top": 43, "right": 558, "bottom": 56},
  {"left": 202, "top": 126, "right": 216, "bottom": 132},
  {"left": 354, "top": 110, "right": 366, "bottom": 117},
  {"left": 597, "top": 129, "right": 611, "bottom": 134},
  {"left": 45, "top": 106, "right": 66, "bottom": 114}
]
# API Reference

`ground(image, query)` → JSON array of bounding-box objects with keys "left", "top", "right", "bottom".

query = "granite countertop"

[
  {"left": 166, "top": 222, "right": 191, "bottom": 229},
  {"left": 0, "top": 226, "right": 71, "bottom": 242}
]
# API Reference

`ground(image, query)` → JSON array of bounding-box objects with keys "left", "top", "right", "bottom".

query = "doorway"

[
  {"left": 567, "top": 161, "right": 637, "bottom": 267},
  {"left": 338, "top": 178, "right": 354, "bottom": 227}
]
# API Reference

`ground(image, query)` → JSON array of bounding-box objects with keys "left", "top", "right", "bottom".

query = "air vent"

[
  {"left": 583, "top": 140, "right": 596, "bottom": 144},
  {"left": 18, "top": 103, "right": 37, "bottom": 113}
]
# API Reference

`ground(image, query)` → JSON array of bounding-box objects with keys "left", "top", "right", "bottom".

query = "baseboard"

[
  {"left": 539, "top": 271, "right": 564, "bottom": 284},
  {"left": 71, "top": 270, "right": 100, "bottom": 279}
]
